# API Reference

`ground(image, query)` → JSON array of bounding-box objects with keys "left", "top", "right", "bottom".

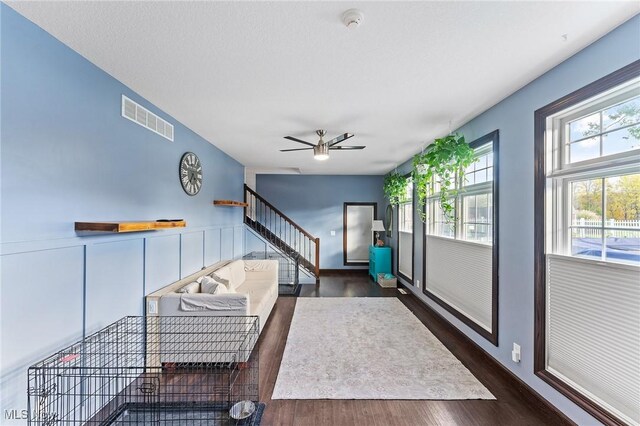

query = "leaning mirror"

[{"left": 385, "top": 204, "right": 393, "bottom": 238}]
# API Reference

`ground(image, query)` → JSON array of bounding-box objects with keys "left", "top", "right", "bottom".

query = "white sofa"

[
  {"left": 149, "top": 259, "right": 278, "bottom": 364},
  {"left": 158, "top": 259, "right": 278, "bottom": 333}
]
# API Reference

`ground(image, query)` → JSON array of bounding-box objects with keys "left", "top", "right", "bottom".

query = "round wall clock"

[{"left": 179, "top": 152, "right": 202, "bottom": 196}]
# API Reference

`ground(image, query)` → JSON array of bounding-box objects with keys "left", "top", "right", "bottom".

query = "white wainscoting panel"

[
  {"left": 85, "top": 239, "right": 144, "bottom": 334},
  {"left": 0, "top": 246, "right": 85, "bottom": 417},
  {"left": 546, "top": 254, "right": 640, "bottom": 425},
  {"left": 425, "top": 236, "right": 492, "bottom": 331},
  {"left": 180, "top": 231, "right": 205, "bottom": 278},
  {"left": 233, "top": 226, "right": 244, "bottom": 259},
  {"left": 221, "top": 228, "right": 234, "bottom": 260},
  {"left": 144, "top": 234, "right": 181, "bottom": 294},
  {"left": 204, "top": 228, "right": 222, "bottom": 265}
]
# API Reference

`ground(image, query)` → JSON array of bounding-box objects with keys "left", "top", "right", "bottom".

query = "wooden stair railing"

[{"left": 244, "top": 185, "right": 320, "bottom": 277}]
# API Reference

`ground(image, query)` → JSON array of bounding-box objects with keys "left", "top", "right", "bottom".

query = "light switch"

[
  {"left": 512, "top": 343, "right": 521, "bottom": 363},
  {"left": 330, "top": 230, "right": 336, "bottom": 236}
]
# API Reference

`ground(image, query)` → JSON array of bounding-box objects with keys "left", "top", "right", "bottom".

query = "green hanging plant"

[
  {"left": 383, "top": 172, "right": 409, "bottom": 205},
  {"left": 412, "top": 133, "right": 477, "bottom": 222}
]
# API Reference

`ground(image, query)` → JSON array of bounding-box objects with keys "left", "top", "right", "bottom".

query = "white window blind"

[
  {"left": 398, "top": 178, "right": 414, "bottom": 280},
  {"left": 425, "top": 236, "right": 493, "bottom": 331},
  {"left": 546, "top": 254, "right": 639, "bottom": 425},
  {"left": 398, "top": 231, "right": 412, "bottom": 279}
]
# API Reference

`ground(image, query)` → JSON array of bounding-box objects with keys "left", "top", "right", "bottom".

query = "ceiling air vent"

[{"left": 121, "top": 95, "right": 174, "bottom": 141}]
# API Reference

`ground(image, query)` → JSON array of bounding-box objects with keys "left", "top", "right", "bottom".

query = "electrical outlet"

[
  {"left": 416, "top": 279, "right": 420, "bottom": 288},
  {"left": 512, "top": 343, "right": 521, "bottom": 363},
  {"left": 148, "top": 300, "right": 158, "bottom": 315}
]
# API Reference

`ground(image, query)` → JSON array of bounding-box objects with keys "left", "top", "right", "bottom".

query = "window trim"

[
  {"left": 534, "top": 59, "right": 640, "bottom": 426},
  {"left": 396, "top": 173, "right": 415, "bottom": 285},
  {"left": 422, "top": 130, "right": 499, "bottom": 346}
]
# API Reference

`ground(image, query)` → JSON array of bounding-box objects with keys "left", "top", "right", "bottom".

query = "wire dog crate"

[
  {"left": 27, "top": 316, "right": 260, "bottom": 425},
  {"left": 244, "top": 251, "right": 300, "bottom": 296}
]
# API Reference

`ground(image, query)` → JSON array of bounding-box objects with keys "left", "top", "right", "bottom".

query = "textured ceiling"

[{"left": 6, "top": 1, "right": 640, "bottom": 174}]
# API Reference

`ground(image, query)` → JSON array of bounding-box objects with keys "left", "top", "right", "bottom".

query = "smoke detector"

[{"left": 342, "top": 9, "right": 364, "bottom": 29}]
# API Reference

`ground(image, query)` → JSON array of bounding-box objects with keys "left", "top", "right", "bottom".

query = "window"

[
  {"left": 398, "top": 178, "right": 414, "bottom": 233},
  {"left": 462, "top": 193, "right": 493, "bottom": 243},
  {"left": 425, "top": 143, "right": 494, "bottom": 244},
  {"left": 548, "top": 81, "right": 640, "bottom": 266},
  {"left": 463, "top": 148, "right": 493, "bottom": 186},
  {"left": 535, "top": 64, "right": 640, "bottom": 426},
  {"left": 564, "top": 96, "right": 640, "bottom": 164},
  {"left": 569, "top": 174, "right": 640, "bottom": 263},
  {"left": 427, "top": 197, "right": 455, "bottom": 238},
  {"left": 462, "top": 145, "right": 493, "bottom": 243},
  {"left": 397, "top": 177, "right": 414, "bottom": 282},
  {"left": 422, "top": 131, "right": 499, "bottom": 345}
]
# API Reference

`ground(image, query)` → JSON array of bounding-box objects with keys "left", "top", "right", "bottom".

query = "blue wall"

[
  {"left": 0, "top": 5, "right": 245, "bottom": 420},
  {"left": 256, "top": 175, "right": 385, "bottom": 270},
  {"left": 386, "top": 15, "right": 640, "bottom": 425},
  {"left": 2, "top": 2, "right": 637, "bottom": 424}
]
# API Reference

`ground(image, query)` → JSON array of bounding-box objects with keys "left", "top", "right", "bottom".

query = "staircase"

[{"left": 244, "top": 184, "right": 320, "bottom": 279}]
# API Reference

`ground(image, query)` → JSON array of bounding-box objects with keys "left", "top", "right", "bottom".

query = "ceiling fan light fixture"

[
  {"left": 313, "top": 143, "right": 329, "bottom": 161},
  {"left": 282, "top": 130, "right": 362, "bottom": 160}
]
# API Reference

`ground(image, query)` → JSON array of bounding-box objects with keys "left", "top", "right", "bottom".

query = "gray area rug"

[{"left": 271, "top": 298, "right": 495, "bottom": 400}]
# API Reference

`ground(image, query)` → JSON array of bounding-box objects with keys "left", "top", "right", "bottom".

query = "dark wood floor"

[{"left": 257, "top": 271, "right": 572, "bottom": 426}]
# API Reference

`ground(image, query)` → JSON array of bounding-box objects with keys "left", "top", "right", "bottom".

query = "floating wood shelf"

[
  {"left": 213, "top": 200, "right": 248, "bottom": 207},
  {"left": 75, "top": 220, "right": 186, "bottom": 233}
]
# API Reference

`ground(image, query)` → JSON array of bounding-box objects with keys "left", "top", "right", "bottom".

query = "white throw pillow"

[
  {"left": 200, "top": 276, "right": 220, "bottom": 294},
  {"left": 206, "top": 280, "right": 231, "bottom": 295},
  {"left": 211, "top": 274, "right": 235, "bottom": 293},
  {"left": 176, "top": 281, "right": 199, "bottom": 294}
]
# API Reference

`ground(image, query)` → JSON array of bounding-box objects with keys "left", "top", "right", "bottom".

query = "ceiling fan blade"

[
  {"left": 328, "top": 133, "right": 354, "bottom": 146},
  {"left": 284, "top": 136, "right": 315, "bottom": 147},
  {"left": 329, "top": 145, "right": 365, "bottom": 150},
  {"left": 280, "top": 147, "right": 314, "bottom": 152}
]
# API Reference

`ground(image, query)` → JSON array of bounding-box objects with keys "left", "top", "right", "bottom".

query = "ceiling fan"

[{"left": 280, "top": 130, "right": 365, "bottom": 161}]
